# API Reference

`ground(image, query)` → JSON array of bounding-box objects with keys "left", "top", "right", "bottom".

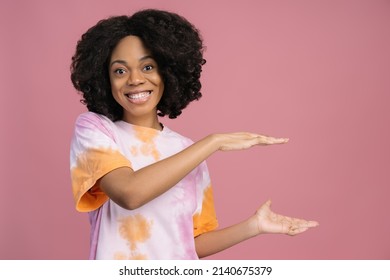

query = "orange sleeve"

[
  {"left": 193, "top": 184, "right": 219, "bottom": 237},
  {"left": 71, "top": 148, "right": 132, "bottom": 212}
]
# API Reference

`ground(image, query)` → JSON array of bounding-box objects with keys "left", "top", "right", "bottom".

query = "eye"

[
  {"left": 114, "top": 68, "right": 127, "bottom": 75},
  {"left": 143, "top": 65, "right": 154, "bottom": 71}
]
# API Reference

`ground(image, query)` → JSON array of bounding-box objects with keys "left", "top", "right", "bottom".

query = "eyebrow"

[{"left": 110, "top": 55, "right": 155, "bottom": 67}]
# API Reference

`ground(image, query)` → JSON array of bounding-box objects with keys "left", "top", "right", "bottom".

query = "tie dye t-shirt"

[{"left": 70, "top": 112, "right": 218, "bottom": 259}]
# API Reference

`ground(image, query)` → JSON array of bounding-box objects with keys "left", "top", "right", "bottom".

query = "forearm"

[
  {"left": 194, "top": 215, "right": 259, "bottom": 258},
  {"left": 100, "top": 134, "right": 220, "bottom": 209}
]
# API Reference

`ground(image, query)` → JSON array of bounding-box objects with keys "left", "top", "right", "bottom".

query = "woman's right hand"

[{"left": 212, "top": 133, "right": 289, "bottom": 151}]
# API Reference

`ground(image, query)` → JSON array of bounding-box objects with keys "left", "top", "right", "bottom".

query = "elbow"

[
  {"left": 124, "top": 201, "right": 143, "bottom": 211},
  {"left": 102, "top": 192, "right": 145, "bottom": 210},
  {"left": 106, "top": 186, "right": 151, "bottom": 210},
  {"left": 120, "top": 195, "right": 147, "bottom": 210}
]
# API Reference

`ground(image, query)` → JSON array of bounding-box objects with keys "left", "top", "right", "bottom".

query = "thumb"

[{"left": 265, "top": 199, "right": 272, "bottom": 208}]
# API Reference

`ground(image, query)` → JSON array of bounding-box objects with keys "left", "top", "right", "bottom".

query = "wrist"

[
  {"left": 205, "top": 133, "right": 223, "bottom": 152},
  {"left": 246, "top": 215, "right": 261, "bottom": 237}
]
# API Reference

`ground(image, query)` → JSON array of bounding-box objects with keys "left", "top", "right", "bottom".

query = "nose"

[{"left": 127, "top": 69, "right": 146, "bottom": 86}]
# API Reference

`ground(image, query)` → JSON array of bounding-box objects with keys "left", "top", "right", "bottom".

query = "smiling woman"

[{"left": 69, "top": 9, "right": 317, "bottom": 260}]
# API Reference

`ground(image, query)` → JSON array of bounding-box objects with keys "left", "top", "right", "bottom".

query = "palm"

[{"left": 256, "top": 200, "right": 319, "bottom": 236}]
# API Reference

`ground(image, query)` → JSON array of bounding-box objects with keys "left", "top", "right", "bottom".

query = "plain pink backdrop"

[{"left": 1, "top": 0, "right": 389, "bottom": 259}]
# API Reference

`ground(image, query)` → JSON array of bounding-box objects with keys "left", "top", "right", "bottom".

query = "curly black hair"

[{"left": 70, "top": 9, "right": 206, "bottom": 121}]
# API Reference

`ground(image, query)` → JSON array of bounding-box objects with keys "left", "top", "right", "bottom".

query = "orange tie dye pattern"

[
  {"left": 116, "top": 214, "right": 153, "bottom": 259},
  {"left": 133, "top": 126, "right": 160, "bottom": 161},
  {"left": 193, "top": 185, "right": 218, "bottom": 237}
]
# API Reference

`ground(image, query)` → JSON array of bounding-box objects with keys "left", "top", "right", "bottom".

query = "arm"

[
  {"left": 195, "top": 200, "right": 319, "bottom": 258},
  {"left": 99, "top": 133, "right": 288, "bottom": 210}
]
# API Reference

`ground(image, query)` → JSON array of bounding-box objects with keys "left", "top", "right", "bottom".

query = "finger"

[
  {"left": 256, "top": 199, "right": 272, "bottom": 215},
  {"left": 287, "top": 227, "right": 309, "bottom": 236},
  {"left": 292, "top": 218, "right": 319, "bottom": 226},
  {"left": 256, "top": 135, "right": 289, "bottom": 145},
  {"left": 288, "top": 220, "right": 319, "bottom": 235},
  {"left": 305, "top": 221, "right": 320, "bottom": 228}
]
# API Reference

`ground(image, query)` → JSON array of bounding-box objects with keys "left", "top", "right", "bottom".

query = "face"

[{"left": 109, "top": 36, "right": 164, "bottom": 127}]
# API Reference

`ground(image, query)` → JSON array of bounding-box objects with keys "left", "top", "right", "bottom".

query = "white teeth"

[{"left": 127, "top": 91, "right": 151, "bottom": 99}]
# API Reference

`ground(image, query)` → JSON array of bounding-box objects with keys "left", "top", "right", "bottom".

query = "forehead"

[{"left": 110, "top": 35, "right": 151, "bottom": 61}]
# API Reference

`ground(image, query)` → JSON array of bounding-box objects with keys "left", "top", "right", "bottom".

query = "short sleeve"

[
  {"left": 193, "top": 184, "right": 219, "bottom": 237},
  {"left": 192, "top": 162, "right": 218, "bottom": 237},
  {"left": 70, "top": 112, "right": 132, "bottom": 212}
]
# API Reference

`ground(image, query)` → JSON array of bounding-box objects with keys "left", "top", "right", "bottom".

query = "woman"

[{"left": 70, "top": 9, "right": 318, "bottom": 260}]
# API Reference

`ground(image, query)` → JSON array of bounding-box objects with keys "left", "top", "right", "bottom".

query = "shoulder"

[
  {"left": 71, "top": 112, "right": 123, "bottom": 143},
  {"left": 163, "top": 126, "right": 194, "bottom": 146},
  {"left": 74, "top": 112, "right": 115, "bottom": 132},
  {"left": 75, "top": 111, "right": 112, "bottom": 125}
]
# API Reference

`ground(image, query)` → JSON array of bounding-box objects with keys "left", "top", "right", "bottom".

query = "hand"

[
  {"left": 254, "top": 200, "right": 319, "bottom": 236},
  {"left": 215, "top": 133, "right": 289, "bottom": 151}
]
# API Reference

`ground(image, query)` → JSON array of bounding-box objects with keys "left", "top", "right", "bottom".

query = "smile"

[{"left": 125, "top": 91, "right": 152, "bottom": 100}]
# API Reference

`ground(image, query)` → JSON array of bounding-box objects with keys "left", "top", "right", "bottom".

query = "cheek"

[
  {"left": 159, "top": 81, "right": 165, "bottom": 94},
  {"left": 109, "top": 78, "right": 124, "bottom": 94},
  {"left": 154, "top": 77, "right": 164, "bottom": 93},
  {"left": 149, "top": 72, "right": 164, "bottom": 87}
]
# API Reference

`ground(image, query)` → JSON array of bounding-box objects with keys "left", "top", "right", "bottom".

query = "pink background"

[{"left": 1, "top": 0, "right": 389, "bottom": 259}]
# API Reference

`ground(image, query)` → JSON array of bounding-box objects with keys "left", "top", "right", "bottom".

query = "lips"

[
  {"left": 125, "top": 91, "right": 151, "bottom": 99},
  {"left": 125, "top": 91, "right": 152, "bottom": 104}
]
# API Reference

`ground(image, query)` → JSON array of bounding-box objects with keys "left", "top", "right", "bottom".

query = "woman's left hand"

[{"left": 254, "top": 200, "right": 319, "bottom": 236}]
